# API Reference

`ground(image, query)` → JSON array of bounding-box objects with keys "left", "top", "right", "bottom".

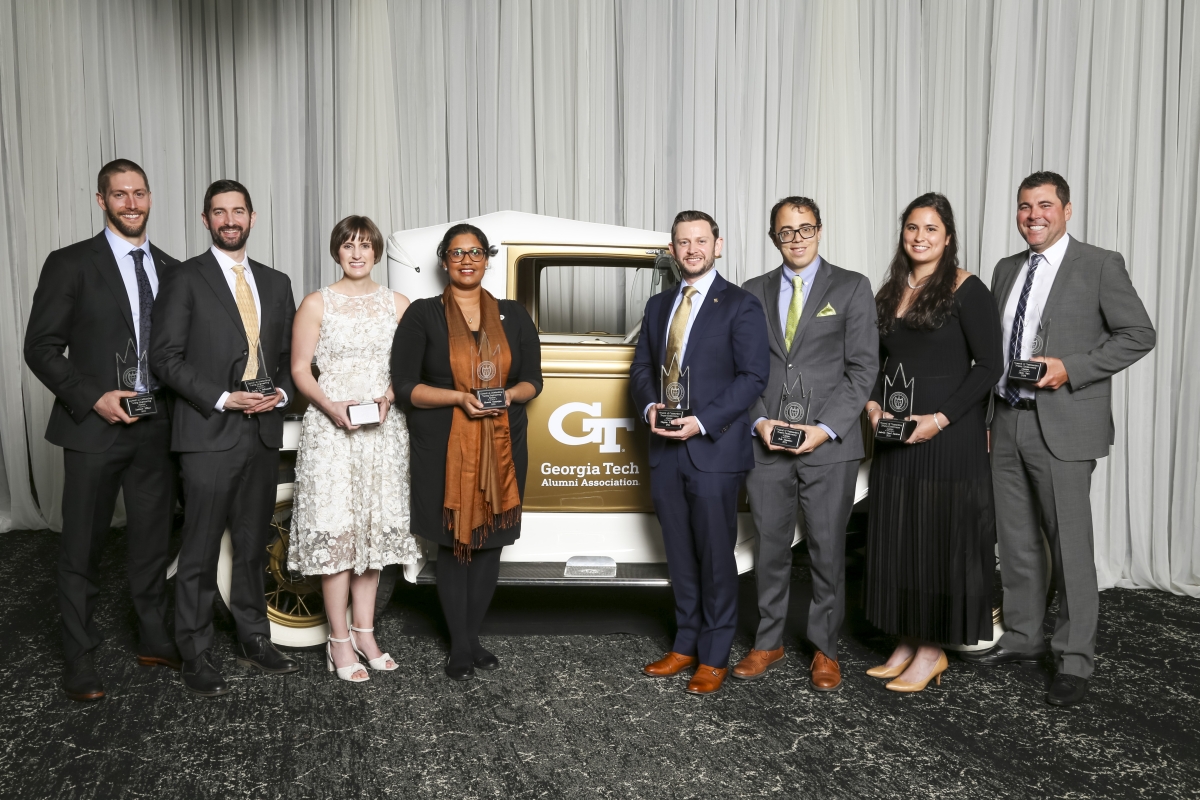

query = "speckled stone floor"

[{"left": 1, "top": 529, "right": 1197, "bottom": 800}]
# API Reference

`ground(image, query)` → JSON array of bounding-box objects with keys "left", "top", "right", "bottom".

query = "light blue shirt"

[
  {"left": 753, "top": 258, "right": 838, "bottom": 442},
  {"left": 103, "top": 227, "right": 158, "bottom": 355},
  {"left": 642, "top": 268, "right": 720, "bottom": 434}
]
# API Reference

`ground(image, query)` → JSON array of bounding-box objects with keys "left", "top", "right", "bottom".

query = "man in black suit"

[
  {"left": 150, "top": 179, "right": 299, "bottom": 696},
  {"left": 24, "top": 159, "right": 181, "bottom": 701}
]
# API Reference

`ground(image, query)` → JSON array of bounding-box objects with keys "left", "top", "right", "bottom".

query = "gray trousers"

[
  {"left": 745, "top": 456, "right": 857, "bottom": 659},
  {"left": 992, "top": 403, "right": 1098, "bottom": 678}
]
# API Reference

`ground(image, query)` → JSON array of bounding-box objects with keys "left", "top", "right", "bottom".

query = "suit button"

[
  {"left": 243, "top": 350, "right": 248, "bottom": 356},
  {"left": 787, "top": 364, "right": 793, "bottom": 369}
]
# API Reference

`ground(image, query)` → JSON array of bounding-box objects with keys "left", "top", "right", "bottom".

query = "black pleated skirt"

[{"left": 864, "top": 407, "right": 995, "bottom": 646}]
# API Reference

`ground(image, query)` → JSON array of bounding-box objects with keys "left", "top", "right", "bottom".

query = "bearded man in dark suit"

[
  {"left": 25, "top": 159, "right": 181, "bottom": 701},
  {"left": 150, "top": 179, "right": 299, "bottom": 696}
]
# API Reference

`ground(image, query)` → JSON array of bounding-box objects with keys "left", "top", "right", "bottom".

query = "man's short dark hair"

[
  {"left": 329, "top": 215, "right": 385, "bottom": 264},
  {"left": 203, "top": 179, "right": 254, "bottom": 216},
  {"left": 670, "top": 210, "right": 720, "bottom": 241},
  {"left": 768, "top": 195, "right": 822, "bottom": 235},
  {"left": 1018, "top": 171, "right": 1071, "bottom": 207},
  {"left": 97, "top": 159, "right": 149, "bottom": 195}
]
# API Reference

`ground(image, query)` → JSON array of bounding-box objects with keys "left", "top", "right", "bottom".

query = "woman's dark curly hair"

[
  {"left": 435, "top": 223, "right": 499, "bottom": 263},
  {"left": 875, "top": 192, "right": 960, "bottom": 333}
]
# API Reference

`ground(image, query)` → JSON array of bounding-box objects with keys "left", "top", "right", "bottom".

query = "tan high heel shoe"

[
  {"left": 866, "top": 655, "right": 914, "bottom": 679},
  {"left": 885, "top": 651, "right": 948, "bottom": 692}
]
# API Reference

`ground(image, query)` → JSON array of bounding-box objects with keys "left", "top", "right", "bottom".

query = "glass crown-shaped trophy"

[
  {"left": 770, "top": 374, "right": 812, "bottom": 449},
  {"left": 656, "top": 353, "right": 690, "bottom": 429},
  {"left": 240, "top": 340, "right": 277, "bottom": 395},
  {"left": 472, "top": 330, "right": 508, "bottom": 409},
  {"left": 874, "top": 363, "right": 917, "bottom": 443},
  {"left": 1007, "top": 318, "right": 1051, "bottom": 383},
  {"left": 115, "top": 339, "right": 157, "bottom": 417}
]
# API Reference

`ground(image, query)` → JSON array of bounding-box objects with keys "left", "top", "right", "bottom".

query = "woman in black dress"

[
  {"left": 863, "top": 193, "right": 1002, "bottom": 692},
  {"left": 390, "top": 223, "right": 542, "bottom": 680}
]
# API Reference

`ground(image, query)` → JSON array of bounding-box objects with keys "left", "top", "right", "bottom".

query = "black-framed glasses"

[
  {"left": 775, "top": 225, "right": 818, "bottom": 242},
  {"left": 448, "top": 247, "right": 486, "bottom": 262}
]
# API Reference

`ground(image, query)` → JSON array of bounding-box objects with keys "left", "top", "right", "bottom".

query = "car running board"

[{"left": 414, "top": 560, "right": 671, "bottom": 587}]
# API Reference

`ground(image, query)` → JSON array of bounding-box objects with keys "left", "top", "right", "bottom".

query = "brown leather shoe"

[
  {"left": 731, "top": 647, "right": 785, "bottom": 680},
  {"left": 810, "top": 651, "right": 842, "bottom": 692},
  {"left": 643, "top": 652, "right": 697, "bottom": 677},
  {"left": 686, "top": 665, "right": 728, "bottom": 695}
]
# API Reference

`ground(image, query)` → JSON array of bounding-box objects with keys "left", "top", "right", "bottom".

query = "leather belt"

[{"left": 1010, "top": 398, "right": 1037, "bottom": 411}]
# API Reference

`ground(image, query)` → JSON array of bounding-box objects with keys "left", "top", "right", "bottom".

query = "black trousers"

[
  {"left": 59, "top": 414, "right": 175, "bottom": 661},
  {"left": 436, "top": 545, "right": 502, "bottom": 668},
  {"left": 174, "top": 423, "right": 278, "bottom": 661}
]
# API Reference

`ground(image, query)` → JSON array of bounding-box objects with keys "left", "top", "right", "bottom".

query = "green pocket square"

[{"left": 816, "top": 303, "right": 836, "bottom": 317}]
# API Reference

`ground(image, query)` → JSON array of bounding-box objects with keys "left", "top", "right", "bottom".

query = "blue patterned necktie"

[
  {"left": 1005, "top": 253, "right": 1042, "bottom": 406},
  {"left": 131, "top": 248, "right": 156, "bottom": 391}
]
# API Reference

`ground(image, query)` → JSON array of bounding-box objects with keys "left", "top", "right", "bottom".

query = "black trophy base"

[
  {"left": 1007, "top": 360, "right": 1047, "bottom": 383},
  {"left": 122, "top": 393, "right": 158, "bottom": 417},
  {"left": 655, "top": 407, "right": 687, "bottom": 429},
  {"left": 241, "top": 378, "right": 277, "bottom": 395},
  {"left": 473, "top": 388, "right": 508, "bottom": 409},
  {"left": 875, "top": 418, "right": 917, "bottom": 444},
  {"left": 769, "top": 425, "right": 805, "bottom": 449}
]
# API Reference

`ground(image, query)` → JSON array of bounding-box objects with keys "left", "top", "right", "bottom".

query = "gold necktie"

[
  {"left": 230, "top": 264, "right": 260, "bottom": 380},
  {"left": 664, "top": 286, "right": 699, "bottom": 397},
  {"left": 784, "top": 275, "right": 804, "bottom": 351}
]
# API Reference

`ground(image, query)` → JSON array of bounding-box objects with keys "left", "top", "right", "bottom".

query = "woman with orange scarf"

[{"left": 391, "top": 223, "right": 542, "bottom": 680}]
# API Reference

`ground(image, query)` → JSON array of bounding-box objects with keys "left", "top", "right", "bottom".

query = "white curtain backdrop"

[{"left": 0, "top": 0, "right": 1196, "bottom": 595}]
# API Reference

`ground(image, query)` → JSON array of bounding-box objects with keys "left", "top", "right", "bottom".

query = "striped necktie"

[{"left": 1005, "top": 253, "right": 1042, "bottom": 406}]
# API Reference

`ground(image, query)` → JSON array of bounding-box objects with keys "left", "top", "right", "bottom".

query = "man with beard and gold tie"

[
  {"left": 25, "top": 159, "right": 181, "bottom": 701},
  {"left": 150, "top": 179, "right": 299, "bottom": 696}
]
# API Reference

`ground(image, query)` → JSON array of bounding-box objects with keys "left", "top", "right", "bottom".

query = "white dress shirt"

[
  {"left": 996, "top": 233, "right": 1070, "bottom": 401},
  {"left": 210, "top": 247, "right": 287, "bottom": 411},
  {"left": 642, "top": 268, "right": 720, "bottom": 433}
]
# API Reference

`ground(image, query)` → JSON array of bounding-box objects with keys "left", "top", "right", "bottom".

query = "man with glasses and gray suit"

[
  {"left": 963, "top": 172, "right": 1155, "bottom": 707},
  {"left": 735, "top": 197, "right": 878, "bottom": 692}
]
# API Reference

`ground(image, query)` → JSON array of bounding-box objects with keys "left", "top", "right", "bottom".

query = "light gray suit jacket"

[
  {"left": 989, "top": 236, "right": 1155, "bottom": 461},
  {"left": 742, "top": 260, "right": 879, "bottom": 467}
]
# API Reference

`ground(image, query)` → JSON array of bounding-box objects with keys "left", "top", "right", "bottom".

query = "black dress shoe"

[
  {"left": 137, "top": 640, "right": 183, "bottom": 671},
  {"left": 472, "top": 649, "right": 500, "bottom": 671},
  {"left": 62, "top": 653, "right": 105, "bottom": 702},
  {"left": 237, "top": 633, "right": 300, "bottom": 674},
  {"left": 960, "top": 643, "right": 1048, "bottom": 666},
  {"left": 1046, "top": 673, "right": 1088, "bottom": 706},
  {"left": 181, "top": 651, "right": 229, "bottom": 697},
  {"left": 445, "top": 660, "right": 475, "bottom": 681}
]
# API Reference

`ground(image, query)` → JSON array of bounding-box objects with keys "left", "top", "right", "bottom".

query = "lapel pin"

[{"left": 714, "top": 298, "right": 719, "bottom": 303}]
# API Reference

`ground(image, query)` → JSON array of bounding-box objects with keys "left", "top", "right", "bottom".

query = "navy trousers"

[{"left": 650, "top": 442, "right": 744, "bottom": 669}]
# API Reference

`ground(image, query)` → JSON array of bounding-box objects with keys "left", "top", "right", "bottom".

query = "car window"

[{"left": 534, "top": 254, "right": 677, "bottom": 344}]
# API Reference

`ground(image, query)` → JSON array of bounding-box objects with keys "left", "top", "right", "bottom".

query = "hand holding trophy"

[
  {"left": 874, "top": 364, "right": 917, "bottom": 444},
  {"left": 115, "top": 339, "right": 157, "bottom": 417},
  {"left": 770, "top": 374, "right": 812, "bottom": 449},
  {"left": 655, "top": 353, "right": 690, "bottom": 430},
  {"left": 472, "top": 330, "right": 507, "bottom": 412},
  {"left": 1007, "top": 318, "right": 1051, "bottom": 383}
]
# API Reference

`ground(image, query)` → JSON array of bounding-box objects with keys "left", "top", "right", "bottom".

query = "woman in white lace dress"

[{"left": 288, "top": 215, "right": 418, "bottom": 682}]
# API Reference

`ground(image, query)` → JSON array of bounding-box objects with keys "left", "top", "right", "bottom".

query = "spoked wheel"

[{"left": 215, "top": 484, "right": 331, "bottom": 648}]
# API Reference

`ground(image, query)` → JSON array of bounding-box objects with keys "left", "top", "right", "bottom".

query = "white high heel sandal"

[
  {"left": 327, "top": 634, "right": 369, "bottom": 682},
  {"left": 349, "top": 626, "right": 398, "bottom": 671}
]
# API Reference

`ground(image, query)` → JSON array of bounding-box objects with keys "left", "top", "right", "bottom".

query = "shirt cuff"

[
  {"left": 817, "top": 422, "right": 837, "bottom": 441},
  {"left": 215, "top": 391, "right": 230, "bottom": 412},
  {"left": 695, "top": 418, "right": 706, "bottom": 436},
  {"left": 276, "top": 388, "right": 289, "bottom": 407},
  {"left": 643, "top": 402, "right": 655, "bottom": 424},
  {"left": 751, "top": 416, "right": 767, "bottom": 437}
]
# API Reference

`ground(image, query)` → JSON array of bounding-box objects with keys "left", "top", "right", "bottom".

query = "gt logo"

[{"left": 548, "top": 402, "right": 636, "bottom": 454}]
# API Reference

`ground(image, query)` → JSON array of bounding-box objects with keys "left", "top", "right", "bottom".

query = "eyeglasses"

[
  {"left": 775, "top": 225, "right": 819, "bottom": 242},
  {"left": 448, "top": 247, "right": 486, "bottom": 262}
]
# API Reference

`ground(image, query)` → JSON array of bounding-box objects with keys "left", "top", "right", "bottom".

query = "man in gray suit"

[
  {"left": 964, "top": 172, "right": 1155, "bottom": 707},
  {"left": 734, "top": 197, "right": 878, "bottom": 692}
]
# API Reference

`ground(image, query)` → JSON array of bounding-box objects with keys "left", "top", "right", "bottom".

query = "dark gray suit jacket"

[
  {"left": 989, "top": 236, "right": 1155, "bottom": 461},
  {"left": 24, "top": 231, "right": 179, "bottom": 453},
  {"left": 149, "top": 250, "right": 296, "bottom": 453},
  {"left": 742, "top": 259, "right": 878, "bottom": 467}
]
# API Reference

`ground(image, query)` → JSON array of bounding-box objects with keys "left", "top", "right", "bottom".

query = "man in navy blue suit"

[{"left": 631, "top": 210, "right": 769, "bottom": 695}]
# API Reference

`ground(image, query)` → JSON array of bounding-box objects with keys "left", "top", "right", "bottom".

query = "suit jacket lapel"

[
  {"left": 761, "top": 267, "right": 788, "bottom": 356},
  {"left": 788, "top": 260, "right": 831, "bottom": 356},
  {"left": 994, "top": 252, "right": 1026, "bottom": 312},
  {"left": 653, "top": 284, "right": 676, "bottom": 366},
  {"left": 1041, "top": 236, "right": 1079, "bottom": 324},
  {"left": 682, "top": 272, "right": 728, "bottom": 369},
  {"left": 89, "top": 232, "right": 137, "bottom": 340},
  {"left": 197, "top": 251, "right": 249, "bottom": 341},
  {"left": 249, "top": 260, "right": 272, "bottom": 333}
]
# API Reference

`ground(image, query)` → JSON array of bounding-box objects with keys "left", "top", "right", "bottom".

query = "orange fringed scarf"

[{"left": 442, "top": 285, "right": 521, "bottom": 560}]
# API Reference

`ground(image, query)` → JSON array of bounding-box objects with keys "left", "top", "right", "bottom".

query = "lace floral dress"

[{"left": 288, "top": 286, "right": 418, "bottom": 575}]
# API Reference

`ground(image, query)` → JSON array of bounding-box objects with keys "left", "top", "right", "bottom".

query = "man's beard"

[
  {"left": 105, "top": 206, "right": 149, "bottom": 239},
  {"left": 675, "top": 253, "right": 716, "bottom": 281},
  {"left": 209, "top": 223, "right": 250, "bottom": 252}
]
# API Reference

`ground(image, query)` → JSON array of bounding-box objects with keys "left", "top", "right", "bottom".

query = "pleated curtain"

[{"left": 0, "top": 0, "right": 1196, "bottom": 595}]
